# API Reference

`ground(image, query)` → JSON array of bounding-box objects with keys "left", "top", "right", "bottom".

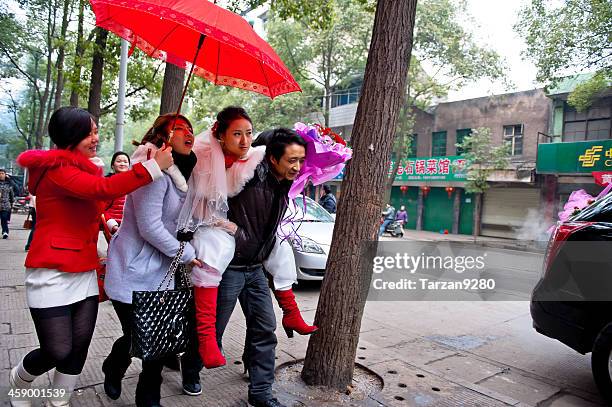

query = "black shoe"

[
  {"left": 102, "top": 361, "right": 122, "bottom": 400},
  {"left": 182, "top": 380, "right": 202, "bottom": 396},
  {"left": 2, "top": 233, "right": 8, "bottom": 239},
  {"left": 248, "top": 397, "right": 286, "bottom": 407},
  {"left": 135, "top": 391, "right": 163, "bottom": 407}
]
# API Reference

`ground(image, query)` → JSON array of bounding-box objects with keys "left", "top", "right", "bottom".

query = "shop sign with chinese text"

[
  {"left": 537, "top": 140, "right": 612, "bottom": 174},
  {"left": 388, "top": 156, "right": 468, "bottom": 182}
]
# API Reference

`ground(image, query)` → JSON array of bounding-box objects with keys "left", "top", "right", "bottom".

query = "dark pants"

[
  {"left": 216, "top": 266, "right": 277, "bottom": 402},
  {"left": 104, "top": 300, "right": 202, "bottom": 406},
  {"left": 0, "top": 210, "right": 9, "bottom": 235},
  {"left": 379, "top": 218, "right": 392, "bottom": 236},
  {"left": 24, "top": 296, "right": 98, "bottom": 376},
  {"left": 25, "top": 208, "right": 36, "bottom": 249}
]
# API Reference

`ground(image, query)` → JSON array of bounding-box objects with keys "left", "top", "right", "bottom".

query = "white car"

[{"left": 284, "top": 196, "right": 335, "bottom": 281}]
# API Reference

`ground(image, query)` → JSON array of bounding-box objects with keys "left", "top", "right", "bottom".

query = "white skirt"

[
  {"left": 190, "top": 227, "right": 298, "bottom": 290},
  {"left": 25, "top": 268, "right": 99, "bottom": 308}
]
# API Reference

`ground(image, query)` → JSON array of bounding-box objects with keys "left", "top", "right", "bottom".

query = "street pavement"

[{"left": 0, "top": 214, "right": 606, "bottom": 406}]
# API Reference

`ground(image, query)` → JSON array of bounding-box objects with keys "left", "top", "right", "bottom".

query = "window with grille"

[
  {"left": 503, "top": 124, "right": 523, "bottom": 156},
  {"left": 432, "top": 131, "right": 447, "bottom": 156},
  {"left": 563, "top": 102, "right": 611, "bottom": 141},
  {"left": 456, "top": 128, "right": 471, "bottom": 155}
]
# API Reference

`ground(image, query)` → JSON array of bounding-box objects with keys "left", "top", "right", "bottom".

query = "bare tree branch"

[
  {"left": 0, "top": 43, "right": 42, "bottom": 98},
  {"left": 0, "top": 88, "right": 29, "bottom": 146}
]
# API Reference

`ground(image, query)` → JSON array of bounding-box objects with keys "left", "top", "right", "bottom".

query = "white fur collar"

[
  {"left": 226, "top": 146, "right": 266, "bottom": 197},
  {"left": 132, "top": 143, "right": 188, "bottom": 192}
]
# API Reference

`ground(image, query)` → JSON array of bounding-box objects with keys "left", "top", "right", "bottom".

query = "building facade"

[
  {"left": 536, "top": 75, "right": 612, "bottom": 227},
  {"left": 322, "top": 88, "right": 553, "bottom": 238}
]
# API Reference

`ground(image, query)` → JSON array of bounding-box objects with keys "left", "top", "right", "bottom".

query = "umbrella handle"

[{"left": 166, "top": 33, "right": 206, "bottom": 149}]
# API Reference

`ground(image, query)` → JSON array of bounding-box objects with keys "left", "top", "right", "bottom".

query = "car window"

[
  {"left": 287, "top": 196, "right": 335, "bottom": 222},
  {"left": 572, "top": 193, "right": 612, "bottom": 223}
]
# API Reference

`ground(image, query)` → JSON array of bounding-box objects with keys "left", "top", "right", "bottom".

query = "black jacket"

[
  {"left": 319, "top": 193, "right": 337, "bottom": 213},
  {"left": 228, "top": 160, "right": 291, "bottom": 266}
]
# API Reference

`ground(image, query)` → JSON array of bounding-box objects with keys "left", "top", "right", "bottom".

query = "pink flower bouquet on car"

[{"left": 289, "top": 122, "right": 353, "bottom": 199}]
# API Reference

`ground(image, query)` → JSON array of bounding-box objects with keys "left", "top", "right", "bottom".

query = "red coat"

[
  {"left": 103, "top": 194, "right": 127, "bottom": 224},
  {"left": 17, "top": 149, "right": 153, "bottom": 273}
]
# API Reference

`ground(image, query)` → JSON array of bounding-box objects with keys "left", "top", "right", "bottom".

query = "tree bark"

[
  {"left": 88, "top": 27, "right": 108, "bottom": 122},
  {"left": 301, "top": 0, "right": 417, "bottom": 390},
  {"left": 160, "top": 63, "right": 186, "bottom": 114},
  {"left": 416, "top": 187, "right": 423, "bottom": 230},
  {"left": 323, "top": 41, "right": 332, "bottom": 127},
  {"left": 473, "top": 192, "right": 482, "bottom": 237},
  {"left": 452, "top": 188, "right": 461, "bottom": 234},
  {"left": 70, "top": 0, "right": 85, "bottom": 107},
  {"left": 53, "top": 0, "right": 72, "bottom": 112}
]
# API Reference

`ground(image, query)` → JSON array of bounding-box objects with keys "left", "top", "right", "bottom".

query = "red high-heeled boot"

[
  {"left": 194, "top": 286, "right": 226, "bottom": 368},
  {"left": 273, "top": 289, "right": 318, "bottom": 338}
]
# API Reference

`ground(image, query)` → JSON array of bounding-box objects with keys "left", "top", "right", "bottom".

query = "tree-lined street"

[{"left": 0, "top": 216, "right": 606, "bottom": 406}]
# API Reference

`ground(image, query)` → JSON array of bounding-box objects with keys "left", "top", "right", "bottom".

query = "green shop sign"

[
  {"left": 388, "top": 156, "right": 468, "bottom": 182},
  {"left": 537, "top": 140, "right": 612, "bottom": 174}
]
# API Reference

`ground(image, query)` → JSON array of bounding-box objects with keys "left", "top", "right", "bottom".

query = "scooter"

[{"left": 384, "top": 220, "right": 404, "bottom": 238}]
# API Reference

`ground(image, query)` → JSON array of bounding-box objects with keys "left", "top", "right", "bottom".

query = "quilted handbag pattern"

[{"left": 131, "top": 242, "right": 194, "bottom": 361}]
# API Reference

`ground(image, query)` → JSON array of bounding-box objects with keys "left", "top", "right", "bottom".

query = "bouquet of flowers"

[{"left": 289, "top": 122, "right": 353, "bottom": 199}]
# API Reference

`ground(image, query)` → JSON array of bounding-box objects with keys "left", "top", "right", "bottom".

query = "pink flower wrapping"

[{"left": 289, "top": 122, "right": 353, "bottom": 199}]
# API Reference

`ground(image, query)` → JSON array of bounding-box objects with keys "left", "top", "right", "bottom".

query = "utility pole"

[{"left": 114, "top": 39, "right": 129, "bottom": 152}]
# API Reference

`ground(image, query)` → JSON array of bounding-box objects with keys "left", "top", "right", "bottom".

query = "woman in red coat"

[
  {"left": 8, "top": 107, "right": 174, "bottom": 407},
  {"left": 104, "top": 151, "right": 131, "bottom": 233}
]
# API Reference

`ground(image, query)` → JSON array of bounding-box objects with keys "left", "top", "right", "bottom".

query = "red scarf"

[{"left": 224, "top": 154, "right": 238, "bottom": 169}]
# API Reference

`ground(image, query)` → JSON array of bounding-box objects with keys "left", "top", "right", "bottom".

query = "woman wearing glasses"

[{"left": 103, "top": 113, "right": 204, "bottom": 407}]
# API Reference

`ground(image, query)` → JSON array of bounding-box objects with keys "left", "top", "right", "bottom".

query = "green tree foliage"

[
  {"left": 516, "top": 0, "right": 612, "bottom": 110},
  {"left": 265, "top": 0, "right": 373, "bottom": 126},
  {"left": 455, "top": 127, "right": 510, "bottom": 194},
  {"left": 455, "top": 127, "right": 510, "bottom": 236},
  {"left": 387, "top": 0, "right": 507, "bottom": 192}
]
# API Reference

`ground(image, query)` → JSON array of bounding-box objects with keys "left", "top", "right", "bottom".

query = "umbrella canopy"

[{"left": 89, "top": 0, "right": 301, "bottom": 99}]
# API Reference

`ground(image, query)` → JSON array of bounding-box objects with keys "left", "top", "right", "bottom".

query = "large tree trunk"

[
  {"left": 53, "top": 0, "right": 72, "bottom": 112},
  {"left": 88, "top": 27, "right": 108, "bottom": 122},
  {"left": 301, "top": 0, "right": 417, "bottom": 390},
  {"left": 160, "top": 64, "right": 185, "bottom": 114},
  {"left": 69, "top": 0, "right": 85, "bottom": 106}
]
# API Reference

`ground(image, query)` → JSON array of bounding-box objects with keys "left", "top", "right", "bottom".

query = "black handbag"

[{"left": 131, "top": 242, "right": 195, "bottom": 361}]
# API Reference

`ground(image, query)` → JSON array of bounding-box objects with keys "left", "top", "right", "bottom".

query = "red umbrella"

[{"left": 89, "top": 0, "right": 301, "bottom": 101}]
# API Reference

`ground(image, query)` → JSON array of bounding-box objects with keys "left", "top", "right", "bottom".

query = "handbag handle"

[{"left": 156, "top": 242, "right": 192, "bottom": 293}]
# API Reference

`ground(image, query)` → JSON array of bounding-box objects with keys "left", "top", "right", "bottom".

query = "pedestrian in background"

[
  {"left": 379, "top": 203, "right": 396, "bottom": 236},
  {"left": 104, "top": 151, "right": 131, "bottom": 234},
  {"left": 24, "top": 193, "right": 36, "bottom": 251},
  {"left": 318, "top": 185, "right": 337, "bottom": 214},
  {"left": 0, "top": 168, "right": 14, "bottom": 239},
  {"left": 395, "top": 205, "right": 408, "bottom": 230},
  {"left": 9, "top": 106, "right": 172, "bottom": 407}
]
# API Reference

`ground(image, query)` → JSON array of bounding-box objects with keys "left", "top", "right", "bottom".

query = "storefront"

[
  {"left": 537, "top": 139, "right": 612, "bottom": 218},
  {"left": 388, "top": 155, "right": 474, "bottom": 235},
  {"left": 481, "top": 187, "right": 540, "bottom": 239}
]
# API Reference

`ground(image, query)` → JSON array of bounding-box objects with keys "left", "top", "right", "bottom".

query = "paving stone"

[
  {"left": 426, "top": 354, "right": 505, "bottom": 383},
  {"left": 0, "top": 349, "right": 9, "bottom": 370},
  {"left": 546, "top": 392, "right": 603, "bottom": 407},
  {"left": 478, "top": 369, "right": 561, "bottom": 406},
  {"left": 367, "top": 359, "right": 507, "bottom": 406}
]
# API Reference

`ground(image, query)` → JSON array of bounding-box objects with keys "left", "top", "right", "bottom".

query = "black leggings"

[{"left": 23, "top": 296, "right": 98, "bottom": 376}]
